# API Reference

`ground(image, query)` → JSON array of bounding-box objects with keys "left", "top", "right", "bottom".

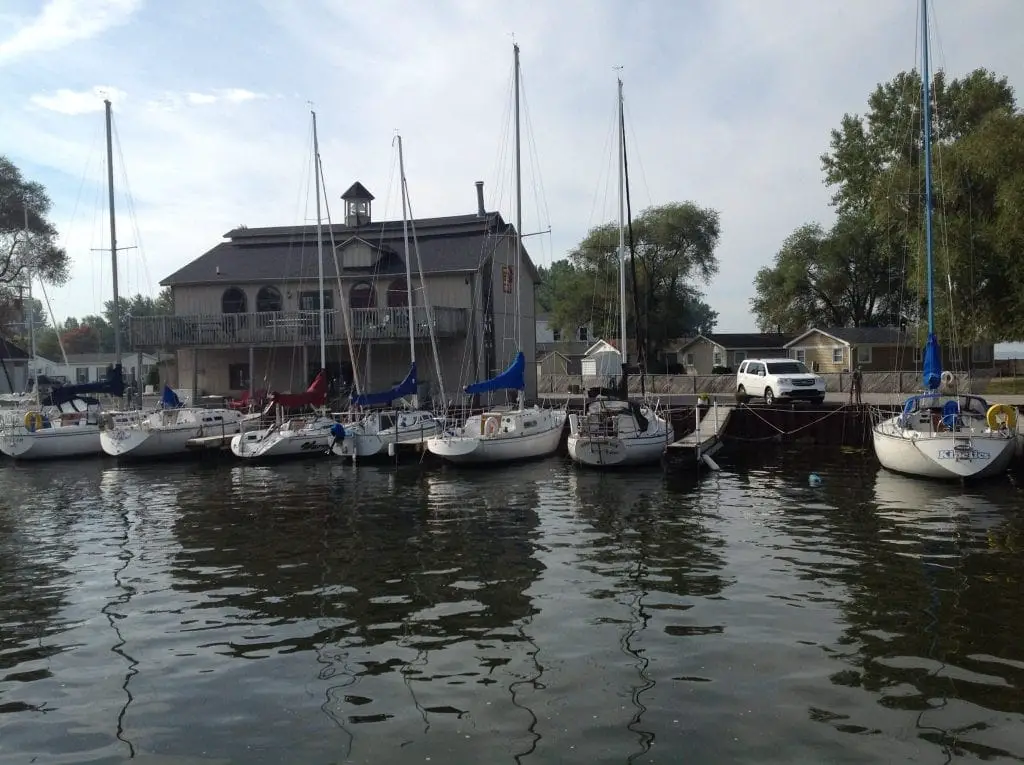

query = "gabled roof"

[
  {"left": 785, "top": 326, "right": 907, "bottom": 348},
  {"left": 677, "top": 332, "right": 795, "bottom": 353},
  {"left": 0, "top": 337, "right": 29, "bottom": 360},
  {"left": 341, "top": 181, "right": 374, "bottom": 201},
  {"left": 161, "top": 211, "right": 541, "bottom": 286}
]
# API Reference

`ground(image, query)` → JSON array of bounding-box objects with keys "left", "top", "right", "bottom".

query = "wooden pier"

[{"left": 662, "top": 404, "right": 733, "bottom": 471}]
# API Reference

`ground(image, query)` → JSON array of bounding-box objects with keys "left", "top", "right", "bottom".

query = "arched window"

[
  {"left": 221, "top": 287, "right": 247, "bottom": 313},
  {"left": 350, "top": 281, "right": 377, "bottom": 309},
  {"left": 386, "top": 278, "right": 409, "bottom": 308},
  {"left": 256, "top": 285, "right": 282, "bottom": 313}
]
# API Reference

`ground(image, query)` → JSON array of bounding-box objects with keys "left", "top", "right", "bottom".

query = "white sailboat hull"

[
  {"left": 427, "top": 409, "right": 565, "bottom": 465},
  {"left": 873, "top": 415, "right": 1017, "bottom": 480},
  {"left": 1, "top": 425, "right": 103, "bottom": 460},
  {"left": 230, "top": 417, "right": 334, "bottom": 460},
  {"left": 567, "top": 427, "right": 673, "bottom": 467},
  {"left": 331, "top": 420, "right": 441, "bottom": 459},
  {"left": 100, "top": 408, "right": 245, "bottom": 459}
]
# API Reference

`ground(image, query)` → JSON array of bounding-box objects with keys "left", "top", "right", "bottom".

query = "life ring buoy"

[
  {"left": 941, "top": 370, "right": 955, "bottom": 387},
  {"left": 986, "top": 403, "right": 1017, "bottom": 431},
  {"left": 482, "top": 415, "right": 501, "bottom": 436},
  {"left": 23, "top": 411, "right": 43, "bottom": 433}
]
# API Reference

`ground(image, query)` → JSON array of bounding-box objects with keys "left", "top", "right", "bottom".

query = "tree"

[
  {"left": 0, "top": 157, "right": 71, "bottom": 322},
  {"left": 751, "top": 213, "right": 907, "bottom": 332},
  {"left": 103, "top": 290, "right": 172, "bottom": 352},
  {"left": 754, "top": 68, "right": 1024, "bottom": 340},
  {"left": 553, "top": 202, "right": 720, "bottom": 369}
]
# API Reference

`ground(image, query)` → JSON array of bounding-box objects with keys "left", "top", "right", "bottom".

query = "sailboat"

[
  {"left": 330, "top": 134, "right": 442, "bottom": 462},
  {"left": 229, "top": 110, "right": 336, "bottom": 461},
  {"left": 426, "top": 43, "right": 566, "bottom": 465},
  {"left": 0, "top": 99, "right": 135, "bottom": 460},
  {"left": 871, "top": 0, "right": 1019, "bottom": 481},
  {"left": 567, "top": 77, "right": 674, "bottom": 468}
]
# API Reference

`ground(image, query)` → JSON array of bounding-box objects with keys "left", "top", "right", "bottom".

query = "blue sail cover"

[
  {"left": 352, "top": 362, "right": 418, "bottom": 408},
  {"left": 44, "top": 364, "right": 125, "bottom": 407},
  {"left": 465, "top": 351, "right": 526, "bottom": 395},
  {"left": 161, "top": 385, "right": 183, "bottom": 408},
  {"left": 922, "top": 332, "right": 942, "bottom": 391}
]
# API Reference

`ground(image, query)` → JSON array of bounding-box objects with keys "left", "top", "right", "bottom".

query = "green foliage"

[
  {"left": 542, "top": 202, "right": 720, "bottom": 369},
  {"left": 755, "top": 67, "right": 1024, "bottom": 341},
  {"left": 0, "top": 156, "right": 70, "bottom": 325}
]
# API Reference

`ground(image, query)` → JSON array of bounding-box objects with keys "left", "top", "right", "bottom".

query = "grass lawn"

[{"left": 983, "top": 377, "right": 1024, "bottom": 394}]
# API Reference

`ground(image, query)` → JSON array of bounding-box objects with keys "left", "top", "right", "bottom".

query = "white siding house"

[{"left": 580, "top": 339, "right": 623, "bottom": 377}]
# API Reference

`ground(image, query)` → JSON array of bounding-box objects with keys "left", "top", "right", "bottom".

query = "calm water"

[{"left": 1, "top": 450, "right": 1023, "bottom": 764}]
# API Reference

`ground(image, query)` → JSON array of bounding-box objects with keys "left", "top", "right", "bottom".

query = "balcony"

[{"left": 128, "top": 306, "right": 470, "bottom": 349}]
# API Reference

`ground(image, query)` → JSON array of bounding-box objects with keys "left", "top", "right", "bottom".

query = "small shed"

[{"left": 580, "top": 339, "right": 623, "bottom": 377}]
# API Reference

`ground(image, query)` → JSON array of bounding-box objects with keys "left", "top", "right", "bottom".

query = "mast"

[
  {"left": 617, "top": 77, "right": 627, "bottom": 370},
  {"left": 513, "top": 43, "right": 523, "bottom": 349},
  {"left": 22, "top": 207, "right": 37, "bottom": 395},
  {"left": 396, "top": 133, "right": 417, "bottom": 407},
  {"left": 921, "top": 0, "right": 935, "bottom": 338},
  {"left": 104, "top": 99, "right": 122, "bottom": 372},
  {"left": 312, "top": 110, "right": 327, "bottom": 374}
]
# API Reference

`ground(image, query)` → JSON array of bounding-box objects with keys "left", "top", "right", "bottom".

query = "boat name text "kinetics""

[{"left": 936, "top": 448, "right": 991, "bottom": 461}]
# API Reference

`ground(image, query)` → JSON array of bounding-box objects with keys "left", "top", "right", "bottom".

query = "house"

[
  {"left": 536, "top": 313, "right": 595, "bottom": 345},
  {"left": 536, "top": 349, "right": 585, "bottom": 377},
  {"left": 784, "top": 327, "right": 998, "bottom": 372},
  {"left": 671, "top": 333, "right": 795, "bottom": 375},
  {"left": 580, "top": 339, "right": 626, "bottom": 377},
  {"left": 37, "top": 352, "right": 161, "bottom": 386},
  {"left": 0, "top": 337, "right": 30, "bottom": 394},
  {"left": 128, "top": 181, "right": 541, "bottom": 402}
]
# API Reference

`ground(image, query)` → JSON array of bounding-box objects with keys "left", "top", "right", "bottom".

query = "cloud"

[
  {"left": 29, "top": 85, "right": 127, "bottom": 115},
  {"left": 0, "top": 0, "right": 141, "bottom": 65},
  {"left": 3, "top": 0, "right": 1024, "bottom": 339}
]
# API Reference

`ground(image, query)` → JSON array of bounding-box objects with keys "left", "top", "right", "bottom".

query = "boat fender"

[
  {"left": 941, "top": 370, "right": 955, "bottom": 387},
  {"left": 986, "top": 403, "right": 1017, "bottom": 431},
  {"left": 23, "top": 411, "right": 43, "bottom": 433},
  {"left": 808, "top": 472, "right": 823, "bottom": 487}
]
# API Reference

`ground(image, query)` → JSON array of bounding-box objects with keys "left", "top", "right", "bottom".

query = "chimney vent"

[{"left": 475, "top": 181, "right": 485, "bottom": 217}]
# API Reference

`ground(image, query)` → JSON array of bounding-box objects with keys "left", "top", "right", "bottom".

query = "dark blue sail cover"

[
  {"left": 922, "top": 332, "right": 942, "bottom": 391},
  {"left": 161, "top": 385, "right": 183, "bottom": 408},
  {"left": 44, "top": 364, "right": 125, "bottom": 407},
  {"left": 352, "top": 362, "right": 418, "bottom": 408},
  {"left": 465, "top": 351, "right": 525, "bottom": 395}
]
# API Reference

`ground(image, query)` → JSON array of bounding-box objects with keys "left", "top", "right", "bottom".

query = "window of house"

[
  {"left": 221, "top": 287, "right": 247, "bottom": 313},
  {"left": 228, "top": 363, "right": 250, "bottom": 391},
  {"left": 299, "top": 290, "right": 334, "bottom": 311},
  {"left": 713, "top": 349, "right": 724, "bottom": 367},
  {"left": 685, "top": 352, "right": 695, "bottom": 367},
  {"left": 349, "top": 282, "right": 376, "bottom": 309},
  {"left": 732, "top": 351, "right": 746, "bottom": 365},
  {"left": 832, "top": 347, "right": 844, "bottom": 364},
  {"left": 76, "top": 367, "right": 89, "bottom": 383},
  {"left": 576, "top": 325, "right": 588, "bottom": 342},
  {"left": 94, "top": 366, "right": 107, "bottom": 380},
  {"left": 856, "top": 345, "right": 872, "bottom": 364},
  {"left": 552, "top": 328, "right": 562, "bottom": 342},
  {"left": 386, "top": 279, "right": 409, "bottom": 308},
  {"left": 256, "top": 286, "right": 283, "bottom": 313},
  {"left": 793, "top": 348, "right": 806, "bottom": 363}
]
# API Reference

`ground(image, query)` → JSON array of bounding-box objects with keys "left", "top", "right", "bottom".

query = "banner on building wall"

[{"left": 502, "top": 265, "right": 514, "bottom": 294}]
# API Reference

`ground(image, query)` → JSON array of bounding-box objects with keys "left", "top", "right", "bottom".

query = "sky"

[{"left": 3, "top": 0, "right": 1024, "bottom": 349}]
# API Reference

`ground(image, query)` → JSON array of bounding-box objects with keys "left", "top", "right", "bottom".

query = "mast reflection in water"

[{"left": 0, "top": 452, "right": 1022, "bottom": 763}]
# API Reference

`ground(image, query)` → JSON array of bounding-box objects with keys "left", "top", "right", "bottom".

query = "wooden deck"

[{"left": 663, "top": 404, "right": 733, "bottom": 471}]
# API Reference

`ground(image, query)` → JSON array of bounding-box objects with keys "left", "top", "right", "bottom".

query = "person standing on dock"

[{"left": 849, "top": 365, "right": 863, "bottom": 406}]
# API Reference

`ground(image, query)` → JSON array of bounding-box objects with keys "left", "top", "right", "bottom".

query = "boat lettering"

[
  {"left": 936, "top": 448, "right": 990, "bottom": 461},
  {"left": 299, "top": 440, "right": 321, "bottom": 451}
]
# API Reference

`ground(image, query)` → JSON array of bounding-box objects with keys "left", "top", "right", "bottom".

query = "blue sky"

[{"left": 3, "top": 0, "right": 1024, "bottom": 351}]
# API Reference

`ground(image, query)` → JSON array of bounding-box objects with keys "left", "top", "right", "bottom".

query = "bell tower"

[{"left": 341, "top": 181, "right": 374, "bottom": 227}]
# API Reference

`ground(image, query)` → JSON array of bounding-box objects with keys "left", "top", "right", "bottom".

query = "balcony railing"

[{"left": 128, "top": 306, "right": 469, "bottom": 348}]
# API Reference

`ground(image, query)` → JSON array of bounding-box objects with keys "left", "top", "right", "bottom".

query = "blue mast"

[{"left": 920, "top": 0, "right": 942, "bottom": 391}]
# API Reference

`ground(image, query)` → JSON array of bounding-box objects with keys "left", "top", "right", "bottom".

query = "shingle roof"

[
  {"left": 704, "top": 332, "right": 795, "bottom": 349},
  {"left": 161, "top": 212, "right": 541, "bottom": 286},
  {"left": 786, "top": 326, "right": 909, "bottom": 346},
  {"left": 341, "top": 181, "right": 374, "bottom": 200},
  {"left": 0, "top": 337, "right": 29, "bottom": 360}
]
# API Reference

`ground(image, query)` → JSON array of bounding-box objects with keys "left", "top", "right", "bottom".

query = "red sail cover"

[{"left": 269, "top": 370, "right": 328, "bottom": 408}]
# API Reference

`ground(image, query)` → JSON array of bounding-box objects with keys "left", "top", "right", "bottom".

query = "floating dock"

[
  {"left": 186, "top": 434, "right": 234, "bottom": 452},
  {"left": 662, "top": 404, "right": 733, "bottom": 471}
]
